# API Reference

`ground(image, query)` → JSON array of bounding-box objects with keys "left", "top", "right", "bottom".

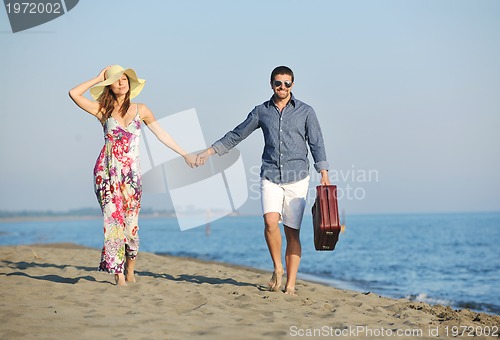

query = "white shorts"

[{"left": 260, "top": 176, "right": 310, "bottom": 230}]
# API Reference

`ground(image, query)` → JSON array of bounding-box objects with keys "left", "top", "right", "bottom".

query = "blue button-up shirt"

[{"left": 212, "top": 94, "right": 329, "bottom": 184}]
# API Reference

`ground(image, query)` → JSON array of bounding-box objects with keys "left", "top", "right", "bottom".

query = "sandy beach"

[{"left": 1, "top": 243, "right": 498, "bottom": 339}]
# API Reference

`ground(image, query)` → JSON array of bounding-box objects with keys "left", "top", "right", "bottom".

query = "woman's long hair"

[{"left": 97, "top": 75, "right": 131, "bottom": 125}]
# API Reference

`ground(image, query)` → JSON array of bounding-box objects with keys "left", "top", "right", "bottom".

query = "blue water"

[{"left": 1, "top": 212, "right": 499, "bottom": 315}]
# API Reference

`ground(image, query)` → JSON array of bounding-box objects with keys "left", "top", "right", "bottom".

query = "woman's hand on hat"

[{"left": 97, "top": 66, "right": 112, "bottom": 82}]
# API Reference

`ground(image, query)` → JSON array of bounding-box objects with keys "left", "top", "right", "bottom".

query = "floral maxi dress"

[{"left": 94, "top": 105, "right": 142, "bottom": 274}]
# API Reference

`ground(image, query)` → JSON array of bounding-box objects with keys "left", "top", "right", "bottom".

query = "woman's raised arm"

[{"left": 68, "top": 66, "right": 110, "bottom": 117}]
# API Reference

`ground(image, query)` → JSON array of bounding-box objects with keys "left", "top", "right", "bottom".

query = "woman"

[{"left": 69, "top": 65, "right": 197, "bottom": 286}]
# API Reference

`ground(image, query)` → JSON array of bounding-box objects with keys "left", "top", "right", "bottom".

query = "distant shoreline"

[
  {"left": 0, "top": 212, "right": 253, "bottom": 223},
  {"left": 0, "top": 207, "right": 177, "bottom": 223},
  {"left": 0, "top": 215, "right": 100, "bottom": 223},
  {"left": 0, "top": 213, "right": 174, "bottom": 223}
]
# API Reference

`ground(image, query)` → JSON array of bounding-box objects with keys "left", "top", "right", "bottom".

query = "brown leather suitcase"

[{"left": 312, "top": 185, "right": 341, "bottom": 251}]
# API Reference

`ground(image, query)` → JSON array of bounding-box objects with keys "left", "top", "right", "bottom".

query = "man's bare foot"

[
  {"left": 115, "top": 273, "right": 127, "bottom": 286},
  {"left": 284, "top": 287, "right": 297, "bottom": 296},
  {"left": 268, "top": 269, "right": 284, "bottom": 292}
]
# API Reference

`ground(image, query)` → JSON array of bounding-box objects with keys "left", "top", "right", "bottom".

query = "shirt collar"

[{"left": 268, "top": 93, "right": 296, "bottom": 108}]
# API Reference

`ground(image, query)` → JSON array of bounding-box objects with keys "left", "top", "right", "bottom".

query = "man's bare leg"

[
  {"left": 264, "top": 212, "right": 284, "bottom": 291},
  {"left": 284, "top": 225, "right": 301, "bottom": 295}
]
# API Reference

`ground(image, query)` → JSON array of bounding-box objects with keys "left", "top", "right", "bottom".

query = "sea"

[{"left": 1, "top": 211, "right": 499, "bottom": 315}]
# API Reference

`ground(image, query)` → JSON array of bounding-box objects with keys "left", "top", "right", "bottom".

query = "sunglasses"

[{"left": 273, "top": 80, "right": 293, "bottom": 88}]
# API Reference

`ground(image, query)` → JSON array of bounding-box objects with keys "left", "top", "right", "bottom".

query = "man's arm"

[
  {"left": 320, "top": 169, "right": 330, "bottom": 185},
  {"left": 306, "top": 108, "right": 330, "bottom": 185},
  {"left": 196, "top": 108, "right": 259, "bottom": 165}
]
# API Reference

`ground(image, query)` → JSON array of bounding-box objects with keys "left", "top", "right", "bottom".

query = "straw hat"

[{"left": 90, "top": 65, "right": 146, "bottom": 100}]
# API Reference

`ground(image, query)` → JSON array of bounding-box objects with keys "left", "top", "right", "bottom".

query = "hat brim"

[{"left": 90, "top": 68, "right": 145, "bottom": 100}]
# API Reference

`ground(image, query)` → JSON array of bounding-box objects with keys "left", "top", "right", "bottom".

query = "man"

[{"left": 196, "top": 66, "right": 330, "bottom": 295}]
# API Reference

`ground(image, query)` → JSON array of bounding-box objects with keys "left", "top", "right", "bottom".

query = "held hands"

[
  {"left": 195, "top": 147, "right": 214, "bottom": 167},
  {"left": 183, "top": 147, "right": 214, "bottom": 168},
  {"left": 183, "top": 154, "right": 198, "bottom": 168}
]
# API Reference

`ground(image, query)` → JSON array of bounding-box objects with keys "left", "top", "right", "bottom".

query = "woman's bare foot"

[
  {"left": 268, "top": 269, "right": 284, "bottom": 292},
  {"left": 115, "top": 273, "right": 127, "bottom": 286},
  {"left": 284, "top": 287, "right": 297, "bottom": 295},
  {"left": 125, "top": 272, "right": 136, "bottom": 283}
]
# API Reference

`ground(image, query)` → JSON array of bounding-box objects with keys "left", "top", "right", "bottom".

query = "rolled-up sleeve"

[{"left": 212, "top": 108, "right": 260, "bottom": 156}]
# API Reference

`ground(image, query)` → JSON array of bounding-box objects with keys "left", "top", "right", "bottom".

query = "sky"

[{"left": 1, "top": 0, "right": 499, "bottom": 215}]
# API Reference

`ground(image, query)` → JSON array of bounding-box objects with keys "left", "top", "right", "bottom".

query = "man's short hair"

[{"left": 270, "top": 66, "right": 294, "bottom": 82}]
